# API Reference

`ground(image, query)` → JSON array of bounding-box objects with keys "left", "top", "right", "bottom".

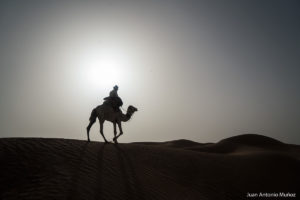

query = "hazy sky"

[{"left": 0, "top": 0, "right": 299, "bottom": 144}]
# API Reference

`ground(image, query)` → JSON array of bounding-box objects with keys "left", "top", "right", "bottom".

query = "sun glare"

[{"left": 79, "top": 47, "right": 128, "bottom": 89}]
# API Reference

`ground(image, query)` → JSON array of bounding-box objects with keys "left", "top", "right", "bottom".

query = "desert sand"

[{"left": 0, "top": 134, "right": 299, "bottom": 199}]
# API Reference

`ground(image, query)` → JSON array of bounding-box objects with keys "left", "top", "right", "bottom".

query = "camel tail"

[{"left": 89, "top": 108, "right": 97, "bottom": 122}]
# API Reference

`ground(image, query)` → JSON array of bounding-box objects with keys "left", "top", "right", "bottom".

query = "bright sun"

[{"left": 80, "top": 47, "right": 127, "bottom": 89}]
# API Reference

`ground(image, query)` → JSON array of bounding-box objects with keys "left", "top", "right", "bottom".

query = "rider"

[
  {"left": 109, "top": 85, "right": 119, "bottom": 98},
  {"left": 105, "top": 85, "right": 123, "bottom": 112}
]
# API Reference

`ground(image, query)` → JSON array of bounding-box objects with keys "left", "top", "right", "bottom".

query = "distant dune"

[{"left": 0, "top": 134, "right": 299, "bottom": 199}]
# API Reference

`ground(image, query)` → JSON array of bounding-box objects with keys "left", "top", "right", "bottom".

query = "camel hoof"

[{"left": 113, "top": 138, "right": 118, "bottom": 143}]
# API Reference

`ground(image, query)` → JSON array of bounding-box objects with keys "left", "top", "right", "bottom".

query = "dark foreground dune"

[{"left": 0, "top": 134, "right": 299, "bottom": 200}]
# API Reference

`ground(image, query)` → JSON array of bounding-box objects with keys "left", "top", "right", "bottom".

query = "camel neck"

[{"left": 121, "top": 112, "right": 132, "bottom": 122}]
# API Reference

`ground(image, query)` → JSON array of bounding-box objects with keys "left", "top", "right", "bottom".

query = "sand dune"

[{"left": 0, "top": 134, "right": 299, "bottom": 199}]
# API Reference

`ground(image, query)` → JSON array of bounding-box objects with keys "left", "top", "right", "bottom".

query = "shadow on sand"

[
  {"left": 67, "top": 142, "right": 143, "bottom": 200},
  {"left": 67, "top": 141, "right": 89, "bottom": 200},
  {"left": 113, "top": 144, "right": 145, "bottom": 200},
  {"left": 95, "top": 143, "right": 106, "bottom": 200},
  {"left": 68, "top": 142, "right": 106, "bottom": 200}
]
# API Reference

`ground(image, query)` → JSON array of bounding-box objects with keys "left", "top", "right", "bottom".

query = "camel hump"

[
  {"left": 103, "top": 97, "right": 123, "bottom": 106},
  {"left": 102, "top": 97, "right": 123, "bottom": 113}
]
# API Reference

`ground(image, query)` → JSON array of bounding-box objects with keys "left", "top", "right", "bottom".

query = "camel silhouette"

[{"left": 87, "top": 104, "right": 138, "bottom": 143}]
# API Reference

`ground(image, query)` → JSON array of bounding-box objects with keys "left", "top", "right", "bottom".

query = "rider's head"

[{"left": 113, "top": 85, "right": 119, "bottom": 91}]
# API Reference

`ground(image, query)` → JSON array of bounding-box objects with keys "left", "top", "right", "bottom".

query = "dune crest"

[{"left": 219, "top": 134, "right": 284, "bottom": 146}]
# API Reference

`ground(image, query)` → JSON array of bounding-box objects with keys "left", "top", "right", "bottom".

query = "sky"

[{"left": 0, "top": 0, "right": 299, "bottom": 144}]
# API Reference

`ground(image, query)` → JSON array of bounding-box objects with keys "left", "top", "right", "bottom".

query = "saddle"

[{"left": 103, "top": 96, "right": 123, "bottom": 112}]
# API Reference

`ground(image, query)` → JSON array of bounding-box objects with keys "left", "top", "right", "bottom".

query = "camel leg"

[
  {"left": 86, "top": 119, "right": 96, "bottom": 142},
  {"left": 99, "top": 120, "right": 109, "bottom": 143},
  {"left": 114, "top": 121, "right": 123, "bottom": 142},
  {"left": 113, "top": 122, "right": 117, "bottom": 141}
]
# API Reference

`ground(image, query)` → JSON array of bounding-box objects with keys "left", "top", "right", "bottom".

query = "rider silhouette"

[
  {"left": 109, "top": 85, "right": 119, "bottom": 98},
  {"left": 104, "top": 85, "right": 123, "bottom": 112}
]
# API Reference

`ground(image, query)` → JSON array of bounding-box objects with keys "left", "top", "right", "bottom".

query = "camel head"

[{"left": 127, "top": 105, "right": 138, "bottom": 115}]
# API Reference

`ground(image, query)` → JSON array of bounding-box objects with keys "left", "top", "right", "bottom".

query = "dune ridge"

[{"left": 0, "top": 134, "right": 299, "bottom": 199}]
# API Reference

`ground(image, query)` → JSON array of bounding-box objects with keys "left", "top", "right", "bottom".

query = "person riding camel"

[
  {"left": 104, "top": 85, "right": 123, "bottom": 112},
  {"left": 109, "top": 85, "right": 119, "bottom": 98}
]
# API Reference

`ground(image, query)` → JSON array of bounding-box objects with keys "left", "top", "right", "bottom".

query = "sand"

[{"left": 0, "top": 134, "right": 299, "bottom": 199}]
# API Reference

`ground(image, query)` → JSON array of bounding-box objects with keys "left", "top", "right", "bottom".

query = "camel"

[{"left": 86, "top": 104, "right": 138, "bottom": 143}]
